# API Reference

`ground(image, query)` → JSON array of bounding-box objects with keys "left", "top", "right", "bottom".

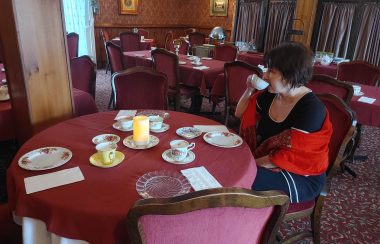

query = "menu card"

[
  {"left": 358, "top": 96, "right": 376, "bottom": 104},
  {"left": 193, "top": 66, "right": 210, "bottom": 70},
  {"left": 24, "top": 167, "right": 84, "bottom": 194},
  {"left": 193, "top": 125, "right": 229, "bottom": 133},
  {"left": 114, "top": 110, "right": 137, "bottom": 120},
  {"left": 181, "top": 166, "right": 222, "bottom": 191}
]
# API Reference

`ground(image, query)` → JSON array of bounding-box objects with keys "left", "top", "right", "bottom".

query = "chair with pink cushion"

[
  {"left": 66, "top": 32, "right": 79, "bottom": 59},
  {"left": 111, "top": 66, "right": 168, "bottom": 110},
  {"left": 127, "top": 187, "right": 289, "bottom": 244},
  {"left": 188, "top": 32, "right": 205, "bottom": 55},
  {"left": 70, "top": 55, "right": 96, "bottom": 98},
  {"left": 280, "top": 94, "right": 356, "bottom": 244},
  {"left": 73, "top": 88, "right": 98, "bottom": 117},
  {"left": 337, "top": 61, "right": 380, "bottom": 86},
  {"left": 119, "top": 31, "right": 141, "bottom": 53},
  {"left": 213, "top": 44, "right": 238, "bottom": 62},
  {"left": 101, "top": 29, "right": 111, "bottom": 74},
  {"left": 137, "top": 28, "right": 149, "bottom": 39},
  {"left": 179, "top": 38, "right": 190, "bottom": 55},
  {"left": 225, "top": 61, "right": 262, "bottom": 125},
  {"left": 151, "top": 48, "right": 199, "bottom": 111}
]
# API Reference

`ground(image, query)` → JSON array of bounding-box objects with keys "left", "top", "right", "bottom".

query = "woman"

[{"left": 235, "top": 42, "right": 332, "bottom": 203}]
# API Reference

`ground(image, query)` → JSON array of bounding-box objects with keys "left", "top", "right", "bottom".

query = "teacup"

[
  {"left": 141, "top": 36, "right": 145, "bottom": 41},
  {"left": 320, "top": 55, "right": 333, "bottom": 66},
  {"left": 249, "top": 74, "right": 269, "bottom": 90},
  {"left": 193, "top": 56, "right": 201, "bottom": 64},
  {"left": 170, "top": 140, "right": 195, "bottom": 161},
  {"left": 118, "top": 117, "right": 133, "bottom": 130},
  {"left": 96, "top": 142, "right": 117, "bottom": 165},
  {"left": 149, "top": 116, "right": 163, "bottom": 130},
  {"left": 352, "top": 85, "right": 361, "bottom": 95}
]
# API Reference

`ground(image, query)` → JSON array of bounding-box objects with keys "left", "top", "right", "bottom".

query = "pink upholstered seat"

[
  {"left": 70, "top": 55, "right": 96, "bottom": 98},
  {"left": 119, "top": 31, "right": 141, "bottom": 52},
  {"left": 112, "top": 66, "right": 168, "bottom": 110},
  {"left": 66, "top": 32, "right": 79, "bottom": 59},
  {"left": 127, "top": 188, "right": 289, "bottom": 244},
  {"left": 73, "top": 88, "right": 98, "bottom": 117},
  {"left": 213, "top": 44, "right": 238, "bottom": 62},
  {"left": 188, "top": 32, "right": 205, "bottom": 46},
  {"left": 337, "top": 61, "right": 380, "bottom": 86}
]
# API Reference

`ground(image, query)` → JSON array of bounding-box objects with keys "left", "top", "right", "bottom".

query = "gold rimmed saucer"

[{"left": 89, "top": 151, "right": 125, "bottom": 168}]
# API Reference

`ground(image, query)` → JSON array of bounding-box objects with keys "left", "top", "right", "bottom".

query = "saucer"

[
  {"left": 354, "top": 91, "right": 364, "bottom": 96},
  {"left": 150, "top": 123, "right": 170, "bottom": 133},
  {"left": 92, "top": 134, "right": 120, "bottom": 144},
  {"left": 179, "top": 61, "right": 186, "bottom": 65},
  {"left": 113, "top": 121, "right": 133, "bottom": 132},
  {"left": 89, "top": 151, "right": 125, "bottom": 168},
  {"left": 162, "top": 149, "right": 195, "bottom": 165},
  {"left": 123, "top": 135, "right": 159, "bottom": 149},
  {"left": 191, "top": 62, "right": 202, "bottom": 66},
  {"left": 176, "top": 127, "right": 202, "bottom": 139}
]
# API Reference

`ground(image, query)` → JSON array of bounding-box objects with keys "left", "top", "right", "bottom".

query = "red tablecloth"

[
  {"left": 350, "top": 84, "right": 380, "bottom": 127},
  {"left": 123, "top": 51, "right": 225, "bottom": 95},
  {"left": 8, "top": 111, "right": 257, "bottom": 244},
  {"left": 111, "top": 37, "right": 156, "bottom": 50}
]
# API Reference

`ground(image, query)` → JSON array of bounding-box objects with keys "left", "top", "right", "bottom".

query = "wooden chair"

[
  {"left": 111, "top": 66, "right": 168, "bottom": 110},
  {"left": 337, "top": 61, "right": 380, "bottom": 86},
  {"left": 119, "top": 31, "right": 141, "bottom": 52},
  {"left": 151, "top": 48, "right": 199, "bottom": 111},
  {"left": 225, "top": 61, "right": 262, "bottom": 125},
  {"left": 213, "top": 44, "right": 238, "bottom": 62},
  {"left": 127, "top": 187, "right": 289, "bottom": 244},
  {"left": 188, "top": 32, "right": 205, "bottom": 55},
  {"left": 164, "top": 31, "right": 174, "bottom": 52},
  {"left": 280, "top": 94, "right": 356, "bottom": 244},
  {"left": 70, "top": 55, "right": 96, "bottom": 98},
  {"left": 100, "top": 29, "right": 111, "bottom": 73},
  {"left": 66, "top": 32, "right": 79, "bottom": 59}
]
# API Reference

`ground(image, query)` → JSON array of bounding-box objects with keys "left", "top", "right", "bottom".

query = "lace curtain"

[
  {"left": 353, "top": 3, "right": 380, "bottom": 66},
  {"left": 63, "top": 0, "right": 96, "bottom": 60},
  {"left": 315, "top": 2, "right": 356, "bottom": 58},
  {"left": 235, "top": 0, "right": 263, "bottom": 45},
  {"left": 264, "top": 1, "right": 296, "bottom": 52}
]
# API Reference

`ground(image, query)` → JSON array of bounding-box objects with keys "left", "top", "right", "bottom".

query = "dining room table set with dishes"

[
  {"left": 8, "top": 110, "right": 257, "bottom": 244},
  {"left": 111, "top": 37, "right": 156, "bottom": 51}
]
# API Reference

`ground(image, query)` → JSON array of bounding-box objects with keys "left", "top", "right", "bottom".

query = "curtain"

[
  {"left": 353, "top": 3, "right": 380, "bottom": 66},
  {"left": 315, "top": 2, "right": 356, "bottom": 58},
  {"left": 63, "top": 0, "right": 96, "bottom": 60},
  {"left": 264, "top": 1, "right": 296, "bottom": 52},
  {"left": 235, "top": 0, "right": 263, "bottom": 45}
]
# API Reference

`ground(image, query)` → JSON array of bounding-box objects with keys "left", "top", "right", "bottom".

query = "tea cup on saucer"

[
  {"left": 170, "top": 140, "right": 195, "bottom": 161},
  {"left": 96, "top": 142, "right": 117, "bottom": 165},
  {"left": 118, "top": 117, "right": 133, "bottom": 130},
  {"left": 149, "top": 116, "right": 163, "bottom": 130}
]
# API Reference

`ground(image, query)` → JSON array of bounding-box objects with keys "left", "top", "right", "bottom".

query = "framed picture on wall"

[
  {"left": 210, "top": 0, "right": 228, "bottom": 16},
  {"left": 119, "top": 0, "right": 138, "bottom": 15}
]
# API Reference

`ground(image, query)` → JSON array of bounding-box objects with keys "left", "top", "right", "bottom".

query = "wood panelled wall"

[{"left": 94, "top": 0, "right": 236, "bottom": 67}]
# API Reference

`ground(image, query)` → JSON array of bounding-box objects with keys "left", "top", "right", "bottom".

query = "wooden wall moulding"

[{"left": 119, "top": 0, "right": 138, "bottom": 15}]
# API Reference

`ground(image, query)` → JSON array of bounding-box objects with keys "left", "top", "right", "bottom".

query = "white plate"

[
  {"left": 176, "top": 127, "right": 202, "bottom": 139},
  {"left": 150, "top": 123, "right": 170, "bottom": 133},
  {"left": 162, "top": 149, "right": 195, "bottom": 165},
  {"left": 354, "top": 91, "right": 364, "bottom": 96},
  {"left": 123, "top": 135, "right": 159, "bottom": 149},
  {"left": 92, "top": 134, "right": 120, "bottom": 144},
  {"left": 203, "top": 132, "right": 243, "bottom": 148},
  {"left": 18, "top": 147, "right": 72, "bottom": 170},
  {"left": 191, "top": 62, "right": 202, "bottom": 66},
  {"left": 113, "top": 121, "right": 133, "bottom": 132},
  {"left": 179, "top": 61, "right": 186, "bottom": 65}
]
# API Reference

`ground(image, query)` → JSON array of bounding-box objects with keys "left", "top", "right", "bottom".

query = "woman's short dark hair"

[{"left": 263, "top": 42, "right": 313, "bottom": 88}]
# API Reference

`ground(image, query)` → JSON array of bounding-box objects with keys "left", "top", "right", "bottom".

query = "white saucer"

[
  {"left": 162, "top": 149, "right": 195, "bottom": 165},
  {"left": 113, "top": 121, "right": 133, "bottom": 132},
  {"left": 150, "top": 123, "right": 170, "bottom": 133},
  {"left": 354, "top": 91, "right": 364, "bottom": 96},
  {"left": 92, "top": 134, "right": 120, "bottom": 144},
  {"left": 179, "top": 61, "right": 186, "bottom": 65},
  {"left": 123, "top": 135, "right": 159, "bottom": 149},
  {"left": 191, "top": 62, "right": 202, "bottom": 66}
]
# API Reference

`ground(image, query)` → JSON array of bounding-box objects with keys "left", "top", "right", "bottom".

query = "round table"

[{"left": 8, "top": 111, "right": 257, "bottom": 244}]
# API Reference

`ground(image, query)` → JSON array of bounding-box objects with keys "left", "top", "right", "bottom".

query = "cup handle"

[
  {"left": 109, "top": 151, "right": 115, "bottom": 163},
  {"left": 187, "top": 142, "right": 195, "bottom": 151}
]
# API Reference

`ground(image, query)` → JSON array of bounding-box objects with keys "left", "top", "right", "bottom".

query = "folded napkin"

[
  {"left": 24, "top": 167, "right": 84, "bottom": 194},
  {"left": 114, "top": 110, "right": 137, "bottom": 120},
  {"left": 181, "top": 166, "right": 222, "bottom": 191},
  {"left": 193, "top": 66, "right": 209, "bottom": 70},
  {"left": 193, "top": 125, "right": 229, "bottom": 133},
  {"left": 358, "top": 96, "right": 376, "bottom": 104}
]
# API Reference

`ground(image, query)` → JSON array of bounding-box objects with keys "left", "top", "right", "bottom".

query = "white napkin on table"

[
  {"left": 358, "top": 96, "right": 376, "bottom": 104},
  {"left": 24, "top": 167, "right": 84, "bottom": 194},
  {"left": 193, "top": 66, "right": 209, "bottom": 70},
  {"left": 114, "top": 110, "right": 137, "bottom": 120},
  {"left": 181, "top": 166, "right": 222, "bottom": 191},
  {"left": 193, "top": 125, "right": 229, "bottom": 133}
]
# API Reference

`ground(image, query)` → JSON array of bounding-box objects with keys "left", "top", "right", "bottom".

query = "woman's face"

[{"left": 262, "top": 68, "right": 290, "bottom": 93}]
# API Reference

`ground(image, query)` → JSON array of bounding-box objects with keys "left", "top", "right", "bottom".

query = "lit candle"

[{"left": 133, "top": 116, "right": 150, "bottom": 146}]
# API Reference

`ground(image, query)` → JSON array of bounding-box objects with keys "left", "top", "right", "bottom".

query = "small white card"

[
  {"left": 114, "top": 110, "right": 137, "bottom": 120},
  {"left": 358, "top": 96, "right": 376, "bottom": 104},
  {"left": 24, "top": 167, "right": 84, "bottom": 194},
  {"left": 193, "top": 125, "right": 229, "bottom": 133},
  {"left": 193, "top": 66, "right": 210, "bottom": 70},
  {"left": 181, "top": 166, "right": 222, "bottom": 191}
]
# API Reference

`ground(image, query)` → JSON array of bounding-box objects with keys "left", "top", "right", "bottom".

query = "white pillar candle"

[{"left": 133, "top": 116, "right": 149, "bottom": 145}]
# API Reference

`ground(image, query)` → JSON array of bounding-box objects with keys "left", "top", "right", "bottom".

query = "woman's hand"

[
  {"left": 235, "top": 75, "right": 257, "bottom": 118},
  {"left": 256, "top": 156, "right": 281, "bottom": 172}
]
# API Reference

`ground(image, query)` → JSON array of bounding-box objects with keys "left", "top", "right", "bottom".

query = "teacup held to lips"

[
  {"left": 96, "top": 142, "right": 117, "bottom": 165},
  {"left": 170, "top": 140, "right": 195, "bottom": 161},
  {"left": 250, "top": 74, "right": 269, "bottom": 90}
]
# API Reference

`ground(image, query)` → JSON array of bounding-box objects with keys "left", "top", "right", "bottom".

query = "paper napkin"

[
  {"left": 193, "top": 125, "right": 229, "bottom": 133},
  {"left": 181, "top": 166, "right": 222, "bottom": 191},
  {"left": 114, "top": 110, "right": 137, "bottom": 120},
  {"left": 24, "top": 167, "right": 84, "bottom": 194},
  {"left": 358, "top": 96, "right": 376, "bottom": 104},
  {"left": 193, "top": 66, "right": 210, "bottom": 70}
]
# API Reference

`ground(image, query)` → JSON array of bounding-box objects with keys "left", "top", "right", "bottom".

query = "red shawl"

[{"left": 240, "top": 91, "right": 333, "bottom": 175}]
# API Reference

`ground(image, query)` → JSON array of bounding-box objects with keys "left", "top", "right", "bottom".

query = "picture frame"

[
  {"left": 210, "top": 0, "right": 228, "bottom": 17},
  {"left": 119, "top": 0, "right": 138, "bottom": 15}
]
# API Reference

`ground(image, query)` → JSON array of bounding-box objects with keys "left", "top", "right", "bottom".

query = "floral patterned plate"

[
  {"left": 203, "top": 132, "right": 243, "bottom": 148},
  {"left": 176, "top": 127, "right": 202, "bottom": 139},
  {"left": 92, "top": 134, "right": 120, "bottom": 144},
  {"left": 18, "top": 147, "right": 72, "bottom": 170},
  {"left": 123, "top": 135, "right": 159, "bottom": 149}
]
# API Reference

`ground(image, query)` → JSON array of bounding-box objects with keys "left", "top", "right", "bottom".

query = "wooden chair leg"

[
  {"left": 108, "top": 91, "right": 114, "bottom": 109},
  {"left": 211, "top": 102, "right": 217, "bottom": 116}
]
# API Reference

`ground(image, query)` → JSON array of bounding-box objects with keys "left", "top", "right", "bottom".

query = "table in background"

[
  {"left": 350, "top": 84, "right": 380, "bottom": 127},
  {"left": 8, "top": 111, "right": 257, "bottom": 244},
  {"left": 0, "top": 63, "right": 15, "bottom": 141},
  {"left": 111, "top": 37, "right": 156, "bottom": 50}
]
